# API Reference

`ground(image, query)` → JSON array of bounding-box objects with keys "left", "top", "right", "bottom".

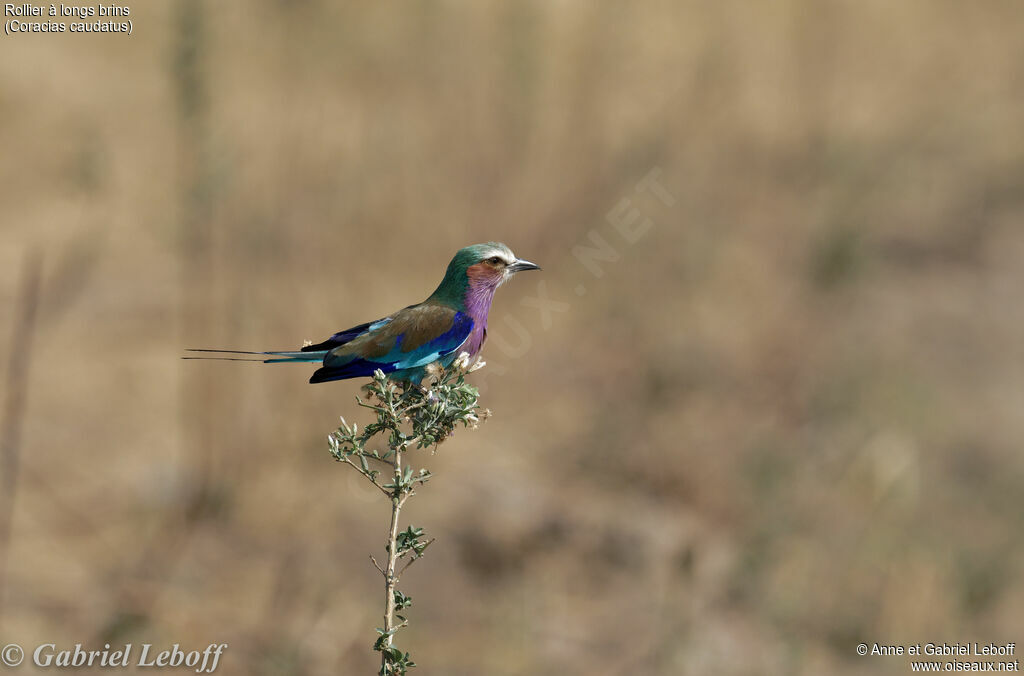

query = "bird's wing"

[
  {"left": 309, "top": 303, "right": 474, "bottom": 383},
  {"left": 300, "top": 315, "right": 399, "bottom": 352}
]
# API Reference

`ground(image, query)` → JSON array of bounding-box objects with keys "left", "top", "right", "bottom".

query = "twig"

[
  {"left": 362, "top": 451, "right": 393, "bottom": 467},
  {"left": 336, "top": 455, "right": 390, "bottom": 497},
  {"left": 0, "top": 249, "right": 42, "bottom": 627},
  {"left": 379, "top": 440, "right": 404, "bottom": 671},
  {"left": 397, "top": 539, "right": 435, "bottom": 578}
]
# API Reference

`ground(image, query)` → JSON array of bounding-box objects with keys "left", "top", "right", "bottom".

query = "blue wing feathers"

[{"left": 309, "top": 311, "right": 473, "bottom": 384}]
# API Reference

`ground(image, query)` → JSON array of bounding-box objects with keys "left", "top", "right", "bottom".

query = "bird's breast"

[
  {"left": 462, "top": 284, "right": 497, "bottom": 356},
  {"left": 463, "top": 323, "right": 487, "bottom": 357}
]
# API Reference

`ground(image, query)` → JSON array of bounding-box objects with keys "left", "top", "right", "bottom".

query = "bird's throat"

[{"left": 461, "top": 282, "right": 497, "bottom": 356}]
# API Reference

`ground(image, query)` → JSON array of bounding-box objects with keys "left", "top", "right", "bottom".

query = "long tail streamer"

[{"left": 182, "top": 349, "right": 327, "bottom": 363}]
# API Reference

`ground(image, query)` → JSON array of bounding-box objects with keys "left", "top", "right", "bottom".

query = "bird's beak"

[{"left": 507, "top": 258, "right": 541, "bottom": 274}]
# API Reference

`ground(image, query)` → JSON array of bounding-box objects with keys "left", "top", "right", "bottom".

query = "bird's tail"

[{"left": 183, "top": 349, "right": 328, "bottom": 363}]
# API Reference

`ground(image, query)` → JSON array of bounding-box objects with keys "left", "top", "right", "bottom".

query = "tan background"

[{"left": 1, "top": 2, "right": 1023, "bottom": 674}]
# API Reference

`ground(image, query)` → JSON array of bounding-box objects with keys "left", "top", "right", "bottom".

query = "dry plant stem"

[
  {"left": 328, "top": 362, "right": 486, "bottom": 674},
  {"left": 381, "top": 444, "right": 404, "bottom": 667},
  {"left": 0, "top": 249, "right": 42, "bottom": 627}
]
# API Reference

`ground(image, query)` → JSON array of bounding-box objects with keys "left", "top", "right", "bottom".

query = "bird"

[{"left": 184, "top": 242, "right": 540, "bottom": 384}]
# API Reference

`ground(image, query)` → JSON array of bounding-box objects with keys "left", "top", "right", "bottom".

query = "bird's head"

[
  {"left": 431, "top": 242, "right": 541, "bottom": 305},
  {"left": 460, "top": 242, "right": 541, "bottom": 288}
]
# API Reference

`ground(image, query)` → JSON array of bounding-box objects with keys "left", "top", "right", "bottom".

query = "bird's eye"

[{"left": 488, "top": 257, "right": 503, "bottom": 265}]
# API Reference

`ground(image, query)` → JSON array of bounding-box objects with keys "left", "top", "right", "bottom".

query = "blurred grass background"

[{"left": 2, "top": 1, "right": 1024, "bottom": 674}]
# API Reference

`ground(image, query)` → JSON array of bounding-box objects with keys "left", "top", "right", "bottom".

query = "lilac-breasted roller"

[{"left": 185, "top": 242, "right": 540, "bottom": 383}]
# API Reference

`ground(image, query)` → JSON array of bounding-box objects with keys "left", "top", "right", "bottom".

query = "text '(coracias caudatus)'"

[{"left": 184, "top": 242, "right": 541, "bottom": 383}]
